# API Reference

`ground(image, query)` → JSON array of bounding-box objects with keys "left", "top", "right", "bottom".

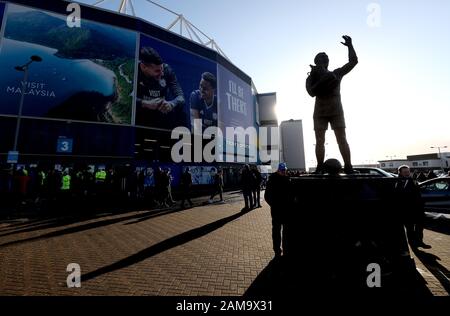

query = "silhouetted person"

[
  {"left": 159, "top": 169, "right": 173, "bottom": 207},
  {"left": 264, "top": 163, "right": 291, "bottom": 258},
  {"left": 15, "top": 168, "right": 30, "bottom": 204},
  {"left": 251, "top": 166, "right": 262, "bottom": 208},
  {"left": 180, "top": 168, "right": 193, "bottom": 208},
  {"left": 306, "top": 35, "right": 358, "bottom": 174},
  {"left": 166, "top": 169, "right": 175, "bottom": 206},
  {"left": 46, "top": 169, "right": 60, "bottom": 202},
  {"left": 395, "top": 165, "right": 431, "bottom": 249},
  {"left": 154, "top": 167, "right": 165, "bottom": 207},
  {"left": 137, "top": 170, "right": 145, "bottom": 200},
  {"left": 426, "top": 170, "right": 437, "bottom": 180},
  {"left": 416, "top": 172, "right": 427, "bottom": 183},
  {"left": 209, "top": 169, "right": 224, "bottom": 203},
  {"left": 241, "top": 165, "right": 254, "bottom": 210}
]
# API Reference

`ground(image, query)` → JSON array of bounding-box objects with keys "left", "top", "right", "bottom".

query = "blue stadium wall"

[{"left": 0, "top": 0, "right": 260, "bottom": 182}]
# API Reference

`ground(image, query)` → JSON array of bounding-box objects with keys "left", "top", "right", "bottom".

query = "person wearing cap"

[
  {"left": 136, "top": 46, "right": 185, "bottom": 128},
  {"left": 264, "top": 162, "right": 292, "bottom": 258}
]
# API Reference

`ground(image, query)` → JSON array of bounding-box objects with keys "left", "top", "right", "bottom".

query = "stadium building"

[{"left": 0, "top": 0, "right": 275, "bottom": 188}]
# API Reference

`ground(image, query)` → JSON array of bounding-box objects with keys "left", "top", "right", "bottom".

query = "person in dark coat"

[
  {"left": 251, "top": 166, "right": 262, "bottom": 208},
  {"left": 264, "top": 163, "right": 292, "bottom": 258},
  {"left": 416, "top": 172, "right": 427, "bottom": 183},
  {"left": 241, "top": 165, "right": 254, "bottom": 210},
  {"left": 395, "top": 165, "right": 431, "bottom": 249},
  {"left": 426, "top": 170, "right": 437, "bottom": 180},
  {"left": 209, "top": 169, "right": 224, "bottom": 203},
  {"left": 180, "top": 168, "right": 194, "bottom": 208},
  {"left": 154, "top": 167, "right": 165, "bottom": 207},
  {"left": 158, "top": 169, "right": 171, "bottom": 207}
]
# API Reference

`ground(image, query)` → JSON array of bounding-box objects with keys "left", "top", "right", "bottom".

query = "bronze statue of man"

[{"left": 306, "top": 35, "right": 358, "bottom": 174}]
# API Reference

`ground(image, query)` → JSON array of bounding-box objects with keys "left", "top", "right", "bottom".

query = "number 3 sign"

[{"left": 57, "top": 137, "right": 73, "bottom": 153}]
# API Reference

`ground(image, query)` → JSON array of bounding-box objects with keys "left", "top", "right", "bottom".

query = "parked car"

[
  {"left": 352, "top": 167, "right": 395, "bottom": 177},
  {"left": 419, "top": 177, "right": 450, "bottom": 213}
]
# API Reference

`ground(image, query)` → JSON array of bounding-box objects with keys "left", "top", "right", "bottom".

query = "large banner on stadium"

[
  {"left": 0, "top": 3, "right": 136, "bottom": 124},
  {"left": 0, "top": 3, "right": 5, "bottom": 27},
  {"left": 136, "top": 33, "right": 217, "bottom": 131},
  {"left": 217, "top": 64, "right": 257, "bottom": 162},
  {"left": 0, "top": 1, "right": 257, "bottom": 163}
]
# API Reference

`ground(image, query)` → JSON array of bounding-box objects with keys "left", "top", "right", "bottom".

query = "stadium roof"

[{"left": 75, "top": 0, "right": 229, "bottom": 60}]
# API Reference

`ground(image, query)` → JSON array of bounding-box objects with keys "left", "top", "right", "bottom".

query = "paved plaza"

[{"left": 0, "top": 191, "right": 449, "bottom": 297}]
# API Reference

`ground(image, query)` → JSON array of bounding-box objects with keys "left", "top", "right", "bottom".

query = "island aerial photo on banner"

[{"left": 0, "top": 4, "right": 136, "bottom": 124}]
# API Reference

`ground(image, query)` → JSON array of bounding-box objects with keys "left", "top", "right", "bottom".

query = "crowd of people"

[
  {"left": 0, "top": 165, "right": 182, "bottom": 213},
  {"left": 0, "top": 163, "right": 268, "bottom": 214},
  {"left": 2, "top": 161, "right": 447, "bottom": 248},
  {"left": 240, "top": 165, "right": 264, "bottom": 211}
]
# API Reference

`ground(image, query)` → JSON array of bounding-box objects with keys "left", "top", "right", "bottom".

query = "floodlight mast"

[{"left": 88, "top": 0, "right": 229, "bottom": 60}]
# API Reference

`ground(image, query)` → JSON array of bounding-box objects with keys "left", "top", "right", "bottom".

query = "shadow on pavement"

[
  {"left": 0, "top": 203, "right": 142, "bottom": 234},
  {"left": 0, "top": 211, "right": 134, "bottom": 237},
  {"left": 82, "top": 209, "right": 252, "bottom": 282},
  {"left": 413, "top": 248, "right": 450, "bottom": 295},
  {"left": 244, "top": 253, "right": 433, "bottom": 299},
  {"left": 0, "top": 206, "right": 192, "bottom": 248},
  {"left": 425, "top": 216, "right": 450, "bottom": 236},
  {"left": 123, "top": 206, "right": 194, "bottom": 225}
]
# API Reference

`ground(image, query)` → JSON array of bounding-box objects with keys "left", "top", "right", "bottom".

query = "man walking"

[
  {"left": 209, "top": 169, "right": 224, "bottom": 203},
  {"left": 264, "top": 163, "right": 292, "bottom": 258},
  {"left": 180, "top": 167, "right": 194, "bottom": 208},
  {"left": 251, "top": 166, "right": 262, "bottom": 208},
  {"left": 241, "top": 165, "right": 254, "bottom": 211}
]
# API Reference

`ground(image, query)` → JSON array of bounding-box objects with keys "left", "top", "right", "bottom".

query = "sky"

[{"left": 77, "top": 0, "right": 450, "bottom": 167}]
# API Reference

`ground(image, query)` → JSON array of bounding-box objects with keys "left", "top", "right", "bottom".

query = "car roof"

[
  {"left": 419, "top": 177, "right": 450, "bottom": 186},
  {"left": 353, "top": 167, "right": 394, "bottom": 177}
]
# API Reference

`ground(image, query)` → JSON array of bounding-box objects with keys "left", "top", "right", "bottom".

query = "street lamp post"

[
  {"left": 12, "top": 55, "right": 43, "bottom": 154},
  {"left": 430, "top": 146, "right": 448, "bottom": 172}
]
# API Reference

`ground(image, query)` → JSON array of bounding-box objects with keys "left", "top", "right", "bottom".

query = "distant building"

[
  {"left": 279, "top": 119, "right": 306, "bottom": 171},
  {"left": 257, "top": 92, "right": 279, "bottom": 170},
  {"left": 407, "top": 152, "right": 450, "bottom": 170},
  {"left": 379, "top": 152, "right": 450, "bottom": 172},
  {"left": 378, "top": 159, "right": 409, "bottom": 172}
]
